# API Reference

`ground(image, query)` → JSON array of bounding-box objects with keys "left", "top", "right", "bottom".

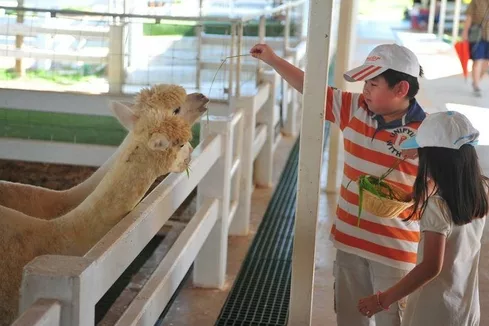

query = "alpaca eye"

[
  {"left": 173, "top": 107, "right": 180, "bottom": 115},
  {"left": 180, "top": 144, "right": 185, "bottom": 148}
]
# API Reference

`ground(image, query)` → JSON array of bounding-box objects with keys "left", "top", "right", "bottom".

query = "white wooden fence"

[
  {"left": 9, "top": 68, "right": 289, "bottom": 326},
  {"left": 0, "top": 2, "right": 312, "bottom": 325}
]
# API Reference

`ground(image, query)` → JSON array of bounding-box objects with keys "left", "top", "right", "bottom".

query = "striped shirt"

[{"left": 326, "top": 87, "right": 426, "bottom": 270}]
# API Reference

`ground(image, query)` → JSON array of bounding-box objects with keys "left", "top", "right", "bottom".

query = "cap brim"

[
  {"left": 344, "top": 65, "right": 387, "bottom": 82},
  {"left": 400, "top": 137, "right": 420, "bottom": 150}
]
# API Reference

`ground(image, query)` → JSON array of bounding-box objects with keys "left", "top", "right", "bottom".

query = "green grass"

[
  {"left": 0, "top": 108, "right": 201, "bottom": 147},
  {"left": 143, "top": 20, "right": 296, "bottom": 37},
  {"left": 0, "top": 69, "right": 101, "bottom": 86},
  {"left": 358, "top": 0, "right": 412, "bottom": 20}
]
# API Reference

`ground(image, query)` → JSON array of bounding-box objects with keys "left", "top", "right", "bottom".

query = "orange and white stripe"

[
  {"left": 343, "top": 64, "right": 387, "bottom": 82},
  {"left": 326, "top": 87, "right": 423, "bottom": 270}
]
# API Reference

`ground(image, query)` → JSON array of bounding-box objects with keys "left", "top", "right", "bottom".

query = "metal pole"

[
  {"left": 257, "top": 15, "right": 266, "bottom": 86},
  {"left": 196, "top": 0, "right": 204, "bottom": 91},
  {"left": 15, "top": 0, "right": 24, "bottom": 77},
  {"left": 427, "top": 0, "right": 436, "bottom": 34},
  {"left": 437, "top": 0, "right": 447, "bottom": 39},
  {"left": 235, "top": 22, "right": 243, "bottom": 98},
  {"left": 228, "top": 23, "right": 236, "bottom": 102},
  {"left": 452, "top": 0, "right": 462, "bottom": 44},
  {"left": 288, "top": 0, "right": 333, "bottom": 324}
]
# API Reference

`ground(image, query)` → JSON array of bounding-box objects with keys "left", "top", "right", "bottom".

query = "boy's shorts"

[{"left": 470, "top": 40, "right": 489, "bottom": 60}]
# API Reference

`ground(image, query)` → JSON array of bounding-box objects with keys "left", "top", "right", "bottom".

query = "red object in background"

[{"left": 455, "top": 40, "right": 470, "bottom": 79}]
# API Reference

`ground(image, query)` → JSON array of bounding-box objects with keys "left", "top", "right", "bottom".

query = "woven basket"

[{"left": 358, "top": 177, "right": 414, "bottom": 219}]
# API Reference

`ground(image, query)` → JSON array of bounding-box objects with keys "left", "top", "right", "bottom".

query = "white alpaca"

[{"left": 0, "top": 84, "right": 208, "bottom": 325}]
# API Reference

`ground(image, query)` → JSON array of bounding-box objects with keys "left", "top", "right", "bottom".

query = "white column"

[
  {"left": 324, "top": 0, "right": 358, "bottom": 194},
  {"left": 288, "top": 0, "right": 334, "bottom": 325},
  {"left": 427, "top": 0, "right": 436, "bottom": 34},
  {"left": 437, "top": 0, "right": 447, "bottom": 39},
  {"left": 452, "top": 0, "right": 462, "bottom": 44}
]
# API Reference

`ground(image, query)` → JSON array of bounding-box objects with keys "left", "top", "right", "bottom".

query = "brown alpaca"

[
  {"left": 0, "top": 88, "right": 208, "bottom": 220},
  {"left": 0, "top": 84, "right": 208, "bottom": 325}
]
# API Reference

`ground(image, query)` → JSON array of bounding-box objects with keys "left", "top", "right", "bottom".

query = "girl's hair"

[{"left": 405, "top": 144, "right": 489, "bottom": 225}]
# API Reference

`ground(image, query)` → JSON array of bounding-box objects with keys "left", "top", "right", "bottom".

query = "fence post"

[
  {"left": 254, "top": 74, "right": 276, "bottom": 188},
  {"left": 229, "top": 97, "right": 255, "bottom": 236},
  {"left": 19, "top": 255, "right": 94, "bottom": 326},
  {"left": 235, "top": 22, "right": 244, "bottom": 98},
  {"left": 283, "top": 50, "right": 299, "bottom": 137},
  {"left": 108, "top": 24, "right": 124, "bottom": 94},
  {"left": 256, "top": 15, "right": 266, "bottom": 87},
  {"left": 193, "top": 115, "right": 234, "bottom": 288}
]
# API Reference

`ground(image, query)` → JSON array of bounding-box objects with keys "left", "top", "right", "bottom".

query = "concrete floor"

[{"left": 160, "top": 18, "right": 489, "bottom": 326}]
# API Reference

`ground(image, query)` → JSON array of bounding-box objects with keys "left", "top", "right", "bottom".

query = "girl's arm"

[{"left": 357, "top": 231, "right": 446, "bottom": 317}]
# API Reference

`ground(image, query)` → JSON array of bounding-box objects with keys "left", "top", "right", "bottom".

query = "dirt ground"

[
  {"left": 0, "top": 159, "right": 171, "bottom": 194},
  {"left": 0, "top": 159, "right": 195, "bottom": 219}
]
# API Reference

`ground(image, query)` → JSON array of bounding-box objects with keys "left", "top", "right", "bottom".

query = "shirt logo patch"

[{"left": 387, "top": 127, "right": 415, "bottom": 157}]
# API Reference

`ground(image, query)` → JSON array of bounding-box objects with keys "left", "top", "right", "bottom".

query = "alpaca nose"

[{"left": 198, "top": 93, "right": 209, "bottom": 102}]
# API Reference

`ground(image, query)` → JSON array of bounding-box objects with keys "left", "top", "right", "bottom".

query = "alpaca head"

[
  {"left": 110, "top": 84, "right": 208, "bottom": 174},
  {"left": 112, "top": 84, "right": 209, "bottom": 126}
]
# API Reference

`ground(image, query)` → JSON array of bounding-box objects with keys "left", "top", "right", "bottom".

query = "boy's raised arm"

[
  {"left": 250, "top": 43, "right": 358, "bottom": 130},
  {"left": 250, "top": 43, "right": 305, "bottom": 93}
]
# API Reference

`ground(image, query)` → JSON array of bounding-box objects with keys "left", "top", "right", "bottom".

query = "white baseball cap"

[
  {"left": 400, "top": 111, "right": 479, "bottom": 150},
  {"left": 344, "top": 44, "right": 421, "bottom": 82}
]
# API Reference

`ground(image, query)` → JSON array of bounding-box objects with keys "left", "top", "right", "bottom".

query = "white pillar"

[
  {"left": 427, "top": 0, "right": 436, "bottom": 34},
  {"left": 324, "top": 0, "right": 358, "bottom": 194},
  {"left": 288, "top": 0, "right": 334, "bottom": 324},
  {"left": 452, "top": 0, "right": 462, "bottom": 44},
  {"left": 437, "top": 0, "right": 447, "bottom": 39}
]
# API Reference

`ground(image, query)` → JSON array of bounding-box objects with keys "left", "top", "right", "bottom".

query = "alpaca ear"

[
  {"left": 148, "top": 133, "right": 170, "bottom": 151},
  {"left": 111, "top": 101, "right": 137, "bottom": 130}
]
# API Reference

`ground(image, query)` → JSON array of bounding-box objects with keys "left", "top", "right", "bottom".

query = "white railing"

[
  {"left": 12, "top": 299, "right": 61, "bottom": 326},
  {"left": 11, "top": 80, "right": 277, "bottom": 325}
]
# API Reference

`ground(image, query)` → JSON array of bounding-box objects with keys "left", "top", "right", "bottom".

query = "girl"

[{"left": 357, "top": 111, "right": 488, "bottom": 325}]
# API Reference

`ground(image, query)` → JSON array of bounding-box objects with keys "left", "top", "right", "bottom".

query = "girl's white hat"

[{"left": 400, "top": 111, "right": 479, "bottom": 150}]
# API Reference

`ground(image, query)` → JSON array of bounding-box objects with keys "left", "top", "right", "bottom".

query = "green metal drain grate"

[{"left": 215, "top": 122, "right": 331, "bottom": 326}]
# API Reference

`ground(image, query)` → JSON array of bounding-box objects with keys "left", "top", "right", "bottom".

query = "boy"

[{"left": 250, "top": 43, "right": 426, "bottom": 326}]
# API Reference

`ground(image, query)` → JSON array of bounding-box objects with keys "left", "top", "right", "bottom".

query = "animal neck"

[
  {"left": 64, "top": 135, "right": 132, "bottom": 205},
  {"left": 54, "top": 134, "right": 162, "bottom": 254}
]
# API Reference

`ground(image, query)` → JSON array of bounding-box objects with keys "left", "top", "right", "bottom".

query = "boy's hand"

[
  {"left": 250, "top": 43, "right": 278, "bottom": 66},
  {"left": 357, "top": 295, "right": 383, "bottom": 318}
]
